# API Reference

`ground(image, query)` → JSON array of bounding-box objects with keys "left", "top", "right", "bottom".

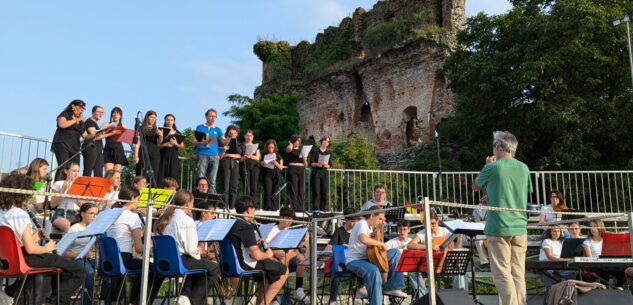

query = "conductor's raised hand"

[{"left": 485, "top": 156, "right": 496, "bottom": 164}]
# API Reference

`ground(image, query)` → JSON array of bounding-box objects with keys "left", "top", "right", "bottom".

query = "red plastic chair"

[{"left": 0, "top": 225, "right": 61, "bottom": 305}]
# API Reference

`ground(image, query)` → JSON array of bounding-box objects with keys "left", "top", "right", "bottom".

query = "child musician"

[
  {"left": 226, "top": 195, "right": 288, "bottom": 305},
  {"left": 0, "top": 173, "right": 85, "bottom": 305},
  {"left": 345, "top": 205, "right": 407, "bottom": 305},
  {"left": 154, "top": 190, "right": 220, "bottom": 305}
]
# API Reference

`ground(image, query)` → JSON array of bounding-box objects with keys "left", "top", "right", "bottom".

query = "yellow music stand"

[{"left": 138, "top": 188, "right": 174, "bottom": 209}]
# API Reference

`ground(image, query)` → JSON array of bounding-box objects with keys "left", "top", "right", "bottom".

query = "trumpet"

[{"left": 209, "top": 241, "right": 235, "bottom": 299}]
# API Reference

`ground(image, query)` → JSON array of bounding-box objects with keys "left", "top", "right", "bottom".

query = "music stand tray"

[
  {"left": 268, "top": 228, "right": 307, "bottom": 250},
  {"left": 68, "top": 177, "right": 113, "bottom": 202},
  {"left": 197, "top": 219, "right": 237, "bottom": 242},
  {"left": 440, "top": 249, "right": 471, "bottom": 276},
  {"left": 395, "top": 250, "right": 445, "bottom": 273},
  {"left": 386, "top": 208, "right": 405, "bottom": 224},
  {"left": 138, "top": 188, "right": 175, "bottom": 209}
]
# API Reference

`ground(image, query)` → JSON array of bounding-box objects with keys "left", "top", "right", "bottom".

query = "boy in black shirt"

[
  {"left": 226, "top": 195, "right": 288, "bottom": 305},
  {"left": 325, "top": 207, "right": 359, "bottom": 304}
]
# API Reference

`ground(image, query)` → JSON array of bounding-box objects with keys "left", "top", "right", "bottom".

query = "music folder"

[
  {"left": 138, "top": 188, "right": 174, "bottom": 209},
  {"left": 560, "top": 238, "right": 585, "bottom": 258},
  {"left": 197, "top": 219, "right": 237, "bottom": 242},
  {"left": 78, "top": 208, "right": 124, "bottom": 237},
  {"left": 268, "top": 227, "right": 307, "bottom": 250},
  {"left": 112, "top": 128, "right": 135, "bottom": 144}
]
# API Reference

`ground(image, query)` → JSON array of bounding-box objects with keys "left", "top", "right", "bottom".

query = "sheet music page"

[
  {"left": 443, "top": 219, "right": 485, "bottom": 232},
  {"left": 268, "top": 227, "right": 307, "bottom": 249},
  {"left": 318, "top": 154, "right": 330, "bottom": 165},
  {"left": 197, "top": 219, "right": 237, "bottom": 241},
  {"left": 96, "top": 122, "right": 117, "bottom": 134},
  {"left": 244, "top": 143, "right": 259, "bottom": 155},
  {"left": 56, "top": 232, "right": 81, "bottom": 256},
  {"left": 299, "top": 145, "right": 312, "bottom": 158},
  {"left": 79, "top": 208, "right": 124, "bottom": 237},
  {"left": 75, "top": 237, "right": 97, "bottom": 260},
  {"left": 258, "top": 223, "right": 276, "bottom": 241},
  {"left": 262, "top": 154, "right": 275, "bottom": 169}
]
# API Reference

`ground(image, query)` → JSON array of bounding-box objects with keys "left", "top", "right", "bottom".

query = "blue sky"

[{"left": 0, "top": 1, "right": 511, "bottom": 140}]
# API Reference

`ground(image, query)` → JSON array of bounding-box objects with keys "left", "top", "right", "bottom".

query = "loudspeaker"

[
  {"left": 413, "top": 289, "right": 476, "bottom": 305},
  {"left": 577, "top": 289, "right": 633, "bottom": 305}
]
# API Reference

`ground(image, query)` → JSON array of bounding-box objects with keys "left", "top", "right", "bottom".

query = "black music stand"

[
  {"left": 267, "top": 228, "right": 308, "bottom": 304},
  {"left": 385, "top": 208, "right": 405, "bottom": 237},
  {"left": 443, "top": 220, "right": 485, "bottom": 305},
  {"left": 440, "top": 249, "right": 471, "bottom": 276}
]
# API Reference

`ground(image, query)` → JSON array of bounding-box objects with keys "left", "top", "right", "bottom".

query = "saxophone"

[{"left": 209, "top": 241, "right": 235, "bottom": 299}]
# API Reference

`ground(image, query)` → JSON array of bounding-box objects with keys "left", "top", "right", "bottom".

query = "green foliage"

[
  {"left": 223, "top": 93, "right": 302, "bottom": 145},
  {"left": 302, "top": 26, "right": 354, "bottom": 79},
  {"left": 329, "top": 136, "right": 379, "bottom": 170},
  {"left": 441, "top": 0, "right": 633, "bottom": 170},
  {"left": 253, "top": 40, "right": 291, "bottom": 62},
  {"left": 362, "top": 10, "right": 441, "bottom": 57}
]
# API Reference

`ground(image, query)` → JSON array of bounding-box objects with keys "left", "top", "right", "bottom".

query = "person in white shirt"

[
  {"left": 154, "top": 190, "right": 220, "bottom": 305},
  {"left": 63, "top": 203, "right": 98, "bottom": 305},
  {"left": 539, "top": 190, "right": 567, "bottom": 224},
  {"left": 582, "top": 220, "right": 604, "bottom": 258},
  {"left": 101, "top": 169, "right": 121, "bottom": 210},
  {"left": 50, "top": 161, "right": 81, "bottom": 232},
  {"left": 345, "top": 205, "right": 407, "bottom": 305},
  {"left": 385, "top": 220, "right": 412, "bottom": 250},
  {"left": 265, "top": 207, "right": 310, "bottom": 303},
  {"left": 106, "top": 186, "right": 162, "bottom": 305},
  {"left": 0, "top": 173, "right": 85, "bottom": 305},
  {"left": 539, "top": 225, "right": 575, "bottom": 292},
  {"left": 360, "top": 184, "right": 392, "bottom": 211}
]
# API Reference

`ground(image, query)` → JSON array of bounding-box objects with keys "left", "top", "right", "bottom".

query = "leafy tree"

[
  {"left": 441, "top": 0, "right": 633, "bottom": 170},
  {"left": 330, "top": 136, "right": 380, "bottom": 170},
  {"left": 223, "top": 93, "right": 302, "bottom": 145}
]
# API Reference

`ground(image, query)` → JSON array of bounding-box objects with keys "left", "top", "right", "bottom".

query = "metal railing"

[{"left": 0, "top": 131, "right": 55, "bottom": 177}]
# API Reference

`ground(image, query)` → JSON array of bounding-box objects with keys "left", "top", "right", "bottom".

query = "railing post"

[
  {"left": 424, "top": 197, "right": 436, "bottom": 305},
  {"left": 309, "top": 217, "right": 318, "bottom": 305},
  {"left": 139, "top": 203, "right": 154, "bottom": 305},
  {"left": 629, "top": 212, "right": 633, "bottom": 257}
]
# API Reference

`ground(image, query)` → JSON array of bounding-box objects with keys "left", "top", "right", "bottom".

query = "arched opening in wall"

[
  {"left": 360, "top": 103, "right": 372, "bottom": 123},
  {"left": 353, "top": 102, "right": 376, "bottom": 143},
  {"left": 403, "top": 106, "right": 420, "bottom": 147}
]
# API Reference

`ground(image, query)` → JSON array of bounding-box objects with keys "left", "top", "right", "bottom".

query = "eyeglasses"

[
  {"left": 569, "top": 227, "right": 580, "bottom": 230},
  {"left": 550, "top": 195, "right": 558, "bottom": 198}
]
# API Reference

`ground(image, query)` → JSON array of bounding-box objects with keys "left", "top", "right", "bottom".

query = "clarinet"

[{"left": 251, "top": 220, "right": 268, "bottom": 251}]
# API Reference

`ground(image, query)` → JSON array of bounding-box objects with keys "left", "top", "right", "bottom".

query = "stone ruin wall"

[{"left": 256, "top": 0, "right": 465, "bottom": 152}]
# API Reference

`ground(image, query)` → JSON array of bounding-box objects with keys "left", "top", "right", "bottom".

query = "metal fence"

[{"left": 2, "top": 131, "right": 632, "bottom": 214}]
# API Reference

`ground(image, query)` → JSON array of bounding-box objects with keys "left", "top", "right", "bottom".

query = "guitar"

[
  {"left": 432, "top": 236, "right": 452, "bottom": 274},
  {"left": 368, "top": 225, "right": 389, "bottom": 273}
]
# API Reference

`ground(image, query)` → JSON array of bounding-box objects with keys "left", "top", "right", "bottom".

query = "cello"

[{"left": 367, "top": 225, "right": 389, "bottom": 273}]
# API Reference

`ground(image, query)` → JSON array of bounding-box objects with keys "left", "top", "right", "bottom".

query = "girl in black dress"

[
  {"left": 310, "top": 136, "right": 333, "bottom": 211},
  {"left": 52, "top": 99, "right": 86, "bottom": 180},
  {"left": 104, "top": 107, "right": 129, "bottom": 172},
  {"left": 158, "top": 114, "right": 184, "bottom": 186},
  {"left": 82, "top": 105, "right": 119, "bottom": 177},
  {"left": 220, "top": 125, "right": 242, "bottom": 209},
  {"left": 285, "top": 135, "right": 307, "bottom": 212},
  {"left": 260, "top": 139, "right": 284, "bottom": 211},
  {"left": 241, "top": 130, "right": 260, "bottom": 200},
  {"left": 133, "top": 110, "right": 163, "bottom": 187}
]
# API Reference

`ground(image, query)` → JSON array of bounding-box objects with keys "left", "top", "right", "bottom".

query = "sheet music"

[
  {"left": 197, "top": 219, "right": 237, "bottom": 241},
  {"left": 96, "top": 122, "right": 117, "bottom": 134},
  {"left": 299, "top": 145, "right": 312, "bottom": 158},
  {"left": 318, "top": 154, "right": 330, "bottom": 165},
  {"left": 56, "top": 232, "right": 81, "bottom": 256},
  {"left": 258, "top": 223, "right": 276, "bottom": 241},
  {"left": 262, "top": 154, "right": 275, "bottom": 169},
  {"left": 268, "top": 227, "right": 307, "bottom": 249},
  {"left": 78, "top": 208, "right": 124, "bottom": 237},
  {"left": 443, "top": 219, "right": 485, "bottom": 232},
  {"left": 244, "top": 143, "right": 259, "bottom": 155},
  {"left": 75, "top": 237, "right": 97, "bottom": 260}
]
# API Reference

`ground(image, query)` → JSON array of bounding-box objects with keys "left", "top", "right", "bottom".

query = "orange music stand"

[{"left": 68, "top": 177, "right": 113, "bottom": 203}]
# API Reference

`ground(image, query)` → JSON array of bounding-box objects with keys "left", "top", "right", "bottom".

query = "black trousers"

[
  {"left": 23, "top": 251, "right": 85, "bottom": 305},
  {"left": 82, "top": 145, "right": 104, "bottom": 177},
  {"left": 180, "top": 255, "right": 220, "bottom": 304},
  {"left": 242, "top": 163, "right": 260, "bottom": 200},
  {"left": 261, "top": 168, "right": 279, "bottom": 211},
  {"left": 286, "top": 166, "right": 305, "bottom": 211},
  {"left": 221, "top": 158, "right": 239, "bottom": 209},
  {"left": 310, "top": 169, "right": 329, "bottom": 211},
  {"left": 113, "top": 252, "right": 163, "bottom": 305},
  {"left": 52, "top": 144, "right": 81, "bottom": 181}
]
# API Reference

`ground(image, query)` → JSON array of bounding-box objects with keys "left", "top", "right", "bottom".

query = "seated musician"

[
  {"left": 567, "top": 221, "right": 583, "bottom": 239},
  {"left": 539, "top": 225, "right": 576, "bottom": 290},
  {"left": 324, "top": 207, "right": 359, "bottom": 305},
  {"left": 63, "top": 203, "right": 99, "bottom": 305},
  {"left": 0, "top": 173, "right": 86, "bottom": 305},
  {"left": 385, "top": 220, "right": 412, "bottom": 250},
  {"left": 582, "top": 220, "right": 604, "bottom": 258},
  {"left": 193, "top": 200, "right": 217, "bottom": 260},
  {"left": 154, "top": 189, "right": 221, "bottom": 305},
  {"left": 345, "top": 205, "right": 407, "bottom": 305},
  {"left": 226, "top": 195, "right": 288, "bottom": 305},
  {"left": 265, "top": 206, "right": 310, "bottom": 303},
  {"left": 406, "top": 210, "right": 451, "bottom": 296},
  {"left": 50, "top": 161, "right": 81, "bottom": 233}
]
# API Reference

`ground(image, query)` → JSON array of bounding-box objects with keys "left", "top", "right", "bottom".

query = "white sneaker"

[
  {"left": 355, "top": 286, "right": 369, "bottom": 299},
  {"left": 175, "top": 295, "right": 191, "bottom": 305},
  {"left": 384, "top": 289, "right": 408, "bottom": 298},
  {"left": 270, "top": 299, "right": 280, "bottom": 305},
  {"left": 293, "top": 288, "right": 310, "bottom": 303},
  {"left": 0, "top": 290, "right": 13, "bottom": 305}
]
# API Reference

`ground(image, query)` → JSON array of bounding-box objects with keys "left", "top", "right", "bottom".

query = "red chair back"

[
  {"left": 0, "top": 225, "right": 34, "bottom": 276},
  {"left": 602, "top": 231, "right": 631, "bottom": 258}
]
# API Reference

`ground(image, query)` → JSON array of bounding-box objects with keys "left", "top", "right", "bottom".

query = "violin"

[{"left": 367, "top": 225, "right": 389, "bottom": 273}]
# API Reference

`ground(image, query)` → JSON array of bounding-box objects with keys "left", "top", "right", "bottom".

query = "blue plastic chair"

[
  {"left": 218, "top": 238, "right": 267, "bottom": 305},
  {"left": 98, "top": 236, "right": 141, "bottom": 305},
  {"left": 332, "top": 245, "right": 363, "bottom": 304},
  {"left": 151, "top": 235, "right": 208, "bottom": 305}
]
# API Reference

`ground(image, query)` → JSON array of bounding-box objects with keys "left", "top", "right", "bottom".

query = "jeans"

[
  {"left": 52, "top": 209, "right": 78, "bottom": 223},
  {"left": 346, "top": 249, "right": 405, "bottom": 305},
  {"left": 76, "top": 258, "right": 95, "bottom": 305},
  {"left": 196, "top": 155, "right": 220, "bottom": 194},
  {"left": 409, "top": 272, "right": 428, "bottom": 298}
]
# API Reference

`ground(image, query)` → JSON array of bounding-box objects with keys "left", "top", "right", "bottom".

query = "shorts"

[{"left": 246, "top": 259, "right": 287, "bottom": 283}]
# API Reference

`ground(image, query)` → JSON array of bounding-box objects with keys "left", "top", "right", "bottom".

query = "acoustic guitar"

[
  {"left": 432, "top": 236, "right": 450, "bottom": 274},
  {"left": 368, "top": 226, "right": 389, "bottom": 272}
]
